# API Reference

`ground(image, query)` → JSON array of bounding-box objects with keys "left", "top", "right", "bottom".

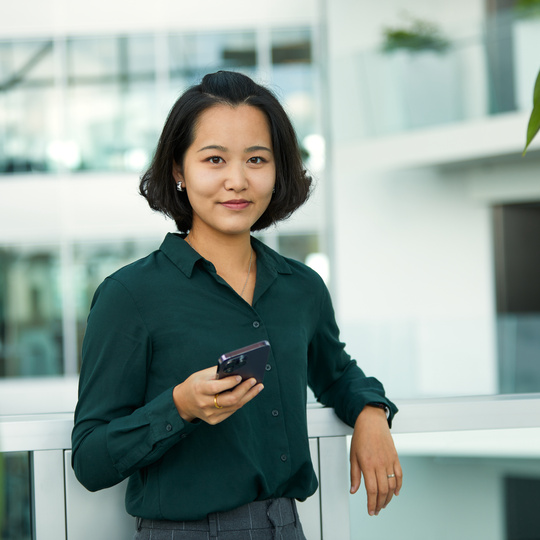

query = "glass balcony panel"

[
  {"left": 354, "top": 37, "right": 487, "bottom": 139},
  {"left": 340, "top": 9, "right": 540, "bottom": 141},
  {"left": 349, "top": 453, "right": 540, "bottom": 540},
  {"left": 341, "top": 315, "right": 509, "bottom": 400},
  {"left": 0, "top": 452, "right": 32, "bottom": 540},
  {"left": 512, "top": 13, "right": 540, "bottom": 111},
  {"left": 498, "top": 313, "right": 540, "bottom": 394}
]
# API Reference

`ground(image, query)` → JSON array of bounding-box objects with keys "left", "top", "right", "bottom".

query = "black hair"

[{"left": 139, "top": 70, "right": 311, "bottom": 232}]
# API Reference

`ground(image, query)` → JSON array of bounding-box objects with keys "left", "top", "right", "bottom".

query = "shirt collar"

[
  {"left": 159, "top": 232, "right": 292, "bottom": 278},
  {"left": 251, "top": 236, "right": 292, "bottom": 276},
  {"left": 159, "top": 233, "right": 202, "bottom": 278}
]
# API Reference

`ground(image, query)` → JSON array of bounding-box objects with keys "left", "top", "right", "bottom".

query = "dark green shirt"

[{"left": 72, "top": 233, "right": 397, "bottom": 521}]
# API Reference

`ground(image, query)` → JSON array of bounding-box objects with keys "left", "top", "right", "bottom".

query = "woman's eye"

[
  {"left": 248, "top": 156, "right": 265, "bottom": 164},
  {"left": 208, "top": 156, "right": 223, "bottom": 164}
]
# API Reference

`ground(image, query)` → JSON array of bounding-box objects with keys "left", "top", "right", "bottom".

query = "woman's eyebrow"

[
  {"left": 198, "top": 145, "right": 227, "bottom": 152},
  {"left": 245, "top": 145, "right": 272, "bottom": 153},
  {"left": 197, "top": 145, "right": 272, "bottom": 153}
]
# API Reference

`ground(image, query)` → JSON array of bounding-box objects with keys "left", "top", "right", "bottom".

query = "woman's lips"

[{"left": 220, "top": 200, "right": 251, "bottom": 210}]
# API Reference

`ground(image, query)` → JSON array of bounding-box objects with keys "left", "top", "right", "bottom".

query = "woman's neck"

[{"left": 186, "top": 229, "right": 252, "bottom": 271}]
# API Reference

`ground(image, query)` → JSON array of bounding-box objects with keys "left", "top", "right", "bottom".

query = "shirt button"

[
  {"left": 252, "top": 321, "right": 260, "bottom": 328},
  {"left": 166, "top": 424, "right": 172, "bottom": 432},
  {"left": 265, "top": 364, "right": 272, "bottom": 372},
  {"left": 271, "top": 409, "right": 279, "bottom": 417},
  {"left": 280, "top": 454, "right": 288, "bottom": 462}
]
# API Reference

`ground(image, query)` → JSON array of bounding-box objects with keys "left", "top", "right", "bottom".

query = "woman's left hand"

[{"left": 349, "top": 406, "right": 402, "bottom": 516}]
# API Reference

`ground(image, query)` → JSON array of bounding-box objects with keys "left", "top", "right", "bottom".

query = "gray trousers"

[{"left": 133, "top": 498, "right": 307, "bottom": 540}]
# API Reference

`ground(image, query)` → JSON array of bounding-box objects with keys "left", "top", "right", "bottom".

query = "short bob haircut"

[{"left": 139, "top": 71, "right": 311, "bottom": 233}]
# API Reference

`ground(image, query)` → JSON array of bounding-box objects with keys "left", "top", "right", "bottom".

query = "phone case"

[{"left": 216, "top": 340, "right": 270, "bottom": 384}]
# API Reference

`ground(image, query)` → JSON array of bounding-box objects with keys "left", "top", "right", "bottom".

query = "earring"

[
  {"left": 176, "top": 181, "right": 183, "bottom": 192},
  {"left": 272, "top": 187, "right": 275, "bottom": 193}
]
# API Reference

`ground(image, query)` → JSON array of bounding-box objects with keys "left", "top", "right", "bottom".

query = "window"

[
  {"left": 493, "top": 202, "right": 540, "bottom": 394},
  {"left": 0, "top": 247, "right": 63, "bottom": 377}
]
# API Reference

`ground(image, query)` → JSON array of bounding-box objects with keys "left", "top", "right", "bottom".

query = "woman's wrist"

[
  {"left": 366, "top": 402, "right": 390, "bottom": 418},
  {"left": 173, "top": 383, "right": 197, "bottom": 423},
  {"left": 356, "top": 404, "right": 388, "bottom": 427}
]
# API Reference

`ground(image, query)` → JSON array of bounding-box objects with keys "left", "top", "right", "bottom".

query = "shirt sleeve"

[
  {"left": 71, "top": 277, "right": 199, "bottom": 492},
  {"left": 307, "top": 281, "right": 398, "bottom": 428}
]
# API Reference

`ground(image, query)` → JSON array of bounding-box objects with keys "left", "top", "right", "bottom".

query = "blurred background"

[{"left": 1, "top": 0, "right": 539, "bottom": 538}]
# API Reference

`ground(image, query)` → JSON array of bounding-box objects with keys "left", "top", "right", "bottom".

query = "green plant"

[
  {"left": 382, "top": 19, "right": 450, "bottom": 54},
  {"left": 516, "top": 0, "right": 540, "bottom": 17},
  {"left": 523, "top": 69, "right": 540, "bottom": 155}
]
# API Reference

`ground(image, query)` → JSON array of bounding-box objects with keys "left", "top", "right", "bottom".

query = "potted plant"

[
  {"left": 376, "top": 17, "right": 459, "bottom": 132},
  {"left": 381, "top": 18, "right": 450, "bottom": 54},
  {"left": 516, "top": 0, "right": 540, "bottom": 18}
]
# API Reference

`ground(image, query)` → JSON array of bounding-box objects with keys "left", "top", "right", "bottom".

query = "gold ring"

[{"left": 214, "top": 394, "right": 223, "bottom": 409}]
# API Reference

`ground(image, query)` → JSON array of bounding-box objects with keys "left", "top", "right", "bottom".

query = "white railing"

[{"left": 2, "top": 394, "right": 540, "bottom": 539}]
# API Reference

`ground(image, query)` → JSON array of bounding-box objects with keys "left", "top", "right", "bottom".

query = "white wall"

[
  {"left": 0, "top": 174, "right": 171, "bottom": 245},
  {"left": 332, "top": 162, "right": 498, "bottom": 398},
  {"left": 0, "top": 0, "right": 317, "bottom": 38}
]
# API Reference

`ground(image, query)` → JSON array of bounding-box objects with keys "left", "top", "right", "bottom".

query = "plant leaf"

[{"left": 523, "top": 69, "right": 540, "bottom": 156}]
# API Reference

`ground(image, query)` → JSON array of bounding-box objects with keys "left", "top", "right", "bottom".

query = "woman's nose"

[{"left": 224, "top": 163, "right": 248, "bottom": 191}]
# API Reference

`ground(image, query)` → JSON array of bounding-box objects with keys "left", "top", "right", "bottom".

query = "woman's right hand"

[{"left": 172, "top": 366, "right": 264, "bottom": 424}]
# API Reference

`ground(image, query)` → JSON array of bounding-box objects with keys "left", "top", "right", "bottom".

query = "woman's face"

[{"left": 174, "top": 104, "right": 276, "bottom": 238}]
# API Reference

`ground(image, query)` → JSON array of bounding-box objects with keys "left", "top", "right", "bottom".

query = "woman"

[{"left": 72, "top": 71, "right": 402, "bottom": 539}]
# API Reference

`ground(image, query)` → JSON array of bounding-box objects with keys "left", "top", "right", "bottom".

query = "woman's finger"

[
  {"left": 380, "top": 471, "right": 395, "bottom": 509},
  {"left": 214, "top": 379, "right": 263, "bottom": 409},
  {"left": 349, "top": 458, "right": 362, "bottom": 495},
  {"left": 394, "top": 461, "right": 403, "bottom": 496},
  {"left": 208, "top": 374, "right": 243, "bottom": 395},
  {"left": 363, "top": 470, "right": 379, "bottom": 516}
]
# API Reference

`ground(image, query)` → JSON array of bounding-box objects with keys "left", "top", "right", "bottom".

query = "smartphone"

[{"left": 216, "top": 340, "right": 270, "bottom": 385}]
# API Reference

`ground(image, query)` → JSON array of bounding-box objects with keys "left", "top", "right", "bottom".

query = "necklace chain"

[{"left": 186, "top": 235, "right": 253, "bottom": 298}]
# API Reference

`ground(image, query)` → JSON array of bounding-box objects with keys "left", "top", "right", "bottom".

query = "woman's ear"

[{"left": 172, "top": 162, "right": 183, "bottom": 184}]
